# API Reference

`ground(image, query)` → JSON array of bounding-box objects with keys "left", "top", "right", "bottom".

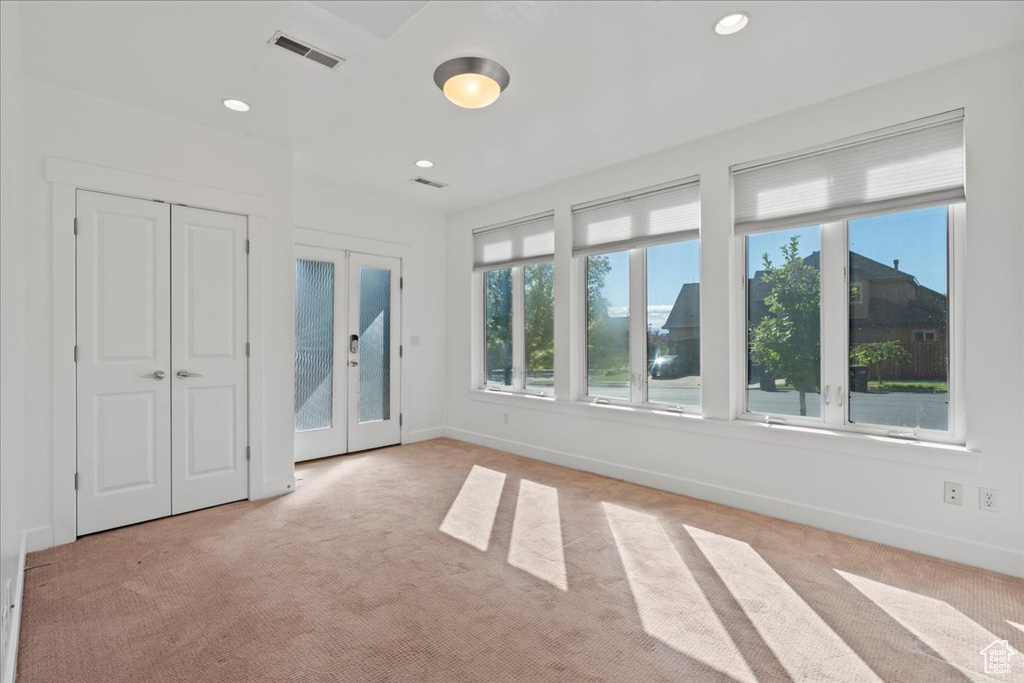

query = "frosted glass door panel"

[
  {"left": 347, "top": 253, "right": 401, "bottom": 453},
  {"left": 295, "top": 259, "right": 335, "bottom": 431},
  {"left": 357, "top": 267, "right": 391, "bottom": 423}
]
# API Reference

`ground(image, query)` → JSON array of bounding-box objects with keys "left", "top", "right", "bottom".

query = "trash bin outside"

[{"left": 850, "top": 365, "right": 869, "bottom": 393}]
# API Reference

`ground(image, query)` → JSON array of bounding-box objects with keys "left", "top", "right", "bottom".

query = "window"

[
  {"left": 475, "top": 213, "right": 555, "bottom": 395},
  {"left": 484, "top": 268, "right": 514, "bottom": 388},
  {"left": 647, "top": 240, "right": 700, "bottom": 407},
  {"left": 848, "top": 207, "right": 949, "bottom": 431},
  {"left": 733, "top": 110, "right": 963, "bottom": 440},
  {"left": 586, "top": 250, "right": 630, "bottom": 399},
  {"left": 849, "top": 283, "right": 863, "bottom": 305},
  {"left": 574, "top": 178, "right": 701, "bottom": 409},
  {"left": 745, "top": 226, "right": 821, "bottom": 418},
  {"left": 524, "top": 262, "right": 555, "bottom": 393}
]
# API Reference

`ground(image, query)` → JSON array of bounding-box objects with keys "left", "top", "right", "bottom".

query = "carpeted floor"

[{"left": 17, "top": 438, "right": 1024, "bottom": 682}]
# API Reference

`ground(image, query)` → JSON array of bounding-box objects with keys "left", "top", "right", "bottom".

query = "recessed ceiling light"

[
  {"left": 222, "top": 98, "right": 250, "bottom": 112},
  {"left": 416, "top": 159, "right": 434, "bottom": 169},
  {"left": 714, "top": 12, "right": 750, "bottom": 36},
  {"left": 433, "top": 57, "right": 510, "bottom": 109}
]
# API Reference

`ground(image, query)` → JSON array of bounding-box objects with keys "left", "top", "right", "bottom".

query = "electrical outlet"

[
  {"left": 944, "top": 481, "right": 963, "bottom": 506},
  {"left": 979, "top": 487, "right": 999, "bottom": 512},
  {"left": 503, "top": 412, "right": 510, "bottom": 425}
]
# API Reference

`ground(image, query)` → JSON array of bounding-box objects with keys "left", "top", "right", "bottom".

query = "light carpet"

[{"left": 18, "top": 438, "right": 1024, "bottom": 682}]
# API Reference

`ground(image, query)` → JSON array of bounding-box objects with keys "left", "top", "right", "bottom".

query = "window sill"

[{"left": 465, "top": 389, "right": 980, "bottom": 473}]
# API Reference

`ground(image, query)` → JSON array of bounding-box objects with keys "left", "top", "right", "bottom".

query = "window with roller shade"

[
  {"left": 475, "top": 212, "right": 555, "bottom": 394},
  {"left": 572, "top": 177, "right": 701, "bottom": 409},
  {"left": 734, "top": 110, "right": 963, "bottom": 440}
]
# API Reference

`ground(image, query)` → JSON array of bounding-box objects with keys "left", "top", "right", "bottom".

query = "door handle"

[
  {"left": 151, "top": 370, "right": 166, "bottom": 380},
  {"left": 176, "top": 370, "right": 203, "bottom": 379},
  {"left": 349, "top": 360, "right": 359, "bottom": 367}
]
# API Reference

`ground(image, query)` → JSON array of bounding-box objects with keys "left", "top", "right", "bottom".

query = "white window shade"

[
  {"left": 572, "top": 177, "right": 700, "bottom": 256},
  {"left": 733, "top": 110, "right": 964, "bottom": 235},
  {"left": 473, "top": 212, "right": 555, "bottom": 271}
]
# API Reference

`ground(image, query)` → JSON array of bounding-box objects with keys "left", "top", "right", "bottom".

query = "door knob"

[
  {"left": 176, "top": 370, "right": 203, "bottom": 379},
  {"left": 152, "top": 370, "right": 166, "bottom": 380}
]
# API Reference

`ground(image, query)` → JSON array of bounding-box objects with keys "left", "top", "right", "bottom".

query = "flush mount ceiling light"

[
  {"left": 714, "top": 12, "right": 750, "bottom": 36},
  {"left": 433, "top": 57, "right": 510, "bottom": 109},
  {"left": 222, "top": 98, "right": 250, "bottom": 112},
  {"left": 415, "top": 159, "right": 434, "bottom": 168}
]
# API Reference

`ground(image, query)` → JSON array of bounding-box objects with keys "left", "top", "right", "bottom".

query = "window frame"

[
  {"left": 577, "top": 235, "right": 702, "bottom": 415},
  {"left": 737, "top": 202, "right": 965, "bottom": 445},
  {"left": 479, "top": 261, "right": 555, "bottom": 397}
]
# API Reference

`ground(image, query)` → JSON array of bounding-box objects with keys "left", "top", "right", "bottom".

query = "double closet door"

[
  {"left": 294, "top": 247, "right": 402, "bottom": 461},
  {"left": 76, "top": 190, "right": 248, "bottom": 535}
]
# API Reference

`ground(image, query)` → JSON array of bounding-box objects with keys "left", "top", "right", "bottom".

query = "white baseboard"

[
  {"left": 405, "top": 427, "right": 446, "bottom": 444},
  {"left": 25, "top": 526, "right": 52, "bottom": 553},
  {"left": 1, "top": 532, "right": 26, "bottom": 683},
  {"left": 445, "top": 427, "right": 1024, "bottom": 578}
]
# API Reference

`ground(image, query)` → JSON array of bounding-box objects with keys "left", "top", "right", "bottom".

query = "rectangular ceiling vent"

[
  {"left": 412, "top": 177, "right": 448, "bottom": 189},
  {"left": 269, "top": 31, "right": 344, "bottom": 70}
]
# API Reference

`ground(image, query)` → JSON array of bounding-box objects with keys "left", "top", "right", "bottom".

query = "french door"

[
  {"left": 347, "top": 253, "right": 402, "bottom": 452},
  {"left": 294, "top": 250, "right": 401, "bottom": 460},
  {"left": 294, "top": 247, "right": 347, "bottom": 460},
  {"left": 76, "top": 190, "right": 248, "bottom": 535}
]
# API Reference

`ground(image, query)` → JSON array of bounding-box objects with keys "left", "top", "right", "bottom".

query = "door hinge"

[
  {"left": 399, "top": 413, "right": 403, "bottom": 427},
  {"left": 246, "top": 342, "right": 250, "bottom": 357},
  {"left": 74, "top": 345, "right": 79, "bottom": 362},
  {"left": 400, "top": 277, "right": 403, "bottom": 289},
  {"left": 73, "top": 217, "right": 78, "bottom": 235},
  {"left": 399, "top": 345, "right": 403, "bottom": 358},
  {"left": 245, "top": 239, "right": 250, "bottom": 254},
  {"left": 246, "top": 446, "right": 251, "bottom": 461},
  {"left": 74, "top": 473, "right": 79, "bottom": 490}
]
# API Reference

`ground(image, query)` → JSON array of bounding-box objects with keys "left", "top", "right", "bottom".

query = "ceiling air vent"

[
  {"left": 412, "top": 177, "right": 448, "bottom": 189},
  {"left": 269, "top": 31, "right": 344, "bottom": 70}
]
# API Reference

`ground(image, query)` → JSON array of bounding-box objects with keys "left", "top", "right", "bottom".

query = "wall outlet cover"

[
  {"left": 979, "top": 487, "right": 999, "bottom": 512},
  {"left": 944, "top": 481, "right": 963, "bottom": 506}
]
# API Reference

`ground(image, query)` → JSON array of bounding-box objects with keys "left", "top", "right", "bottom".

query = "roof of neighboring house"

[{"left": 662, "top": 282, "right": 700, "bottom": 329}]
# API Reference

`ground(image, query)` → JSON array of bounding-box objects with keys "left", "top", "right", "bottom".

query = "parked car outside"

[{"left": 650, "top": 355, "right": 685, "bottom": 379}]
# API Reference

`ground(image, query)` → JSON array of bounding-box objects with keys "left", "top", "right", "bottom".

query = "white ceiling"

[{"left": 18, "top": 1, "right": 1024, "bottom": 212}]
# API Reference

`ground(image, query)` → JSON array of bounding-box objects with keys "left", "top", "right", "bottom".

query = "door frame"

[
  {"left": 293, "top": 226, "right": 409, "bottom": 455},
  {"left": 48, "top": 157, "right": 268, "bottom": 547}
]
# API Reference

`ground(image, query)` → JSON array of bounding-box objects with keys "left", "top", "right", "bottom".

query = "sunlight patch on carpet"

[
  {"left": 687, "top": 526, "right": 881, "bottom": 683},
  {"left": 837, "top": 570, "right": 1023, "bottom": 682},
  {"left": 440, "top": 465, "right": 506, "bottom": 551},
  {"left": 603, "top": 502, "right": 757, "bottom": 683},
  {"left": 508, "top": 479, "right": 568, "bottom": 591}
]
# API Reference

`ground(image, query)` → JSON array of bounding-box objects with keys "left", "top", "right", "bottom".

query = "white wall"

[
  {"left": 293, "top": 180, "right": 448, "bottom": 442},
  {"left": 0, "top": 2, "right": 28, "bottom": 678},
  {"left": 22, "top": 79, "right": 296, "bottom": 550},
  {"left": 445, "top": 43, "right": 1024, "bottom": 577}
]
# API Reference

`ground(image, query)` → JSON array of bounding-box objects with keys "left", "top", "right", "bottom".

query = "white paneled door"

[
  {"left": 76, "top": 191, "right": 173, "bottom": 535},
  {"left": 170, "top": 205, "right": 248, "bottom": 514},
  {"left": 347, "top": 253, "right": 401, "bottom": 453},
  {"left": 76, "top": 191, "right": 248, "bottom": 535}
]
